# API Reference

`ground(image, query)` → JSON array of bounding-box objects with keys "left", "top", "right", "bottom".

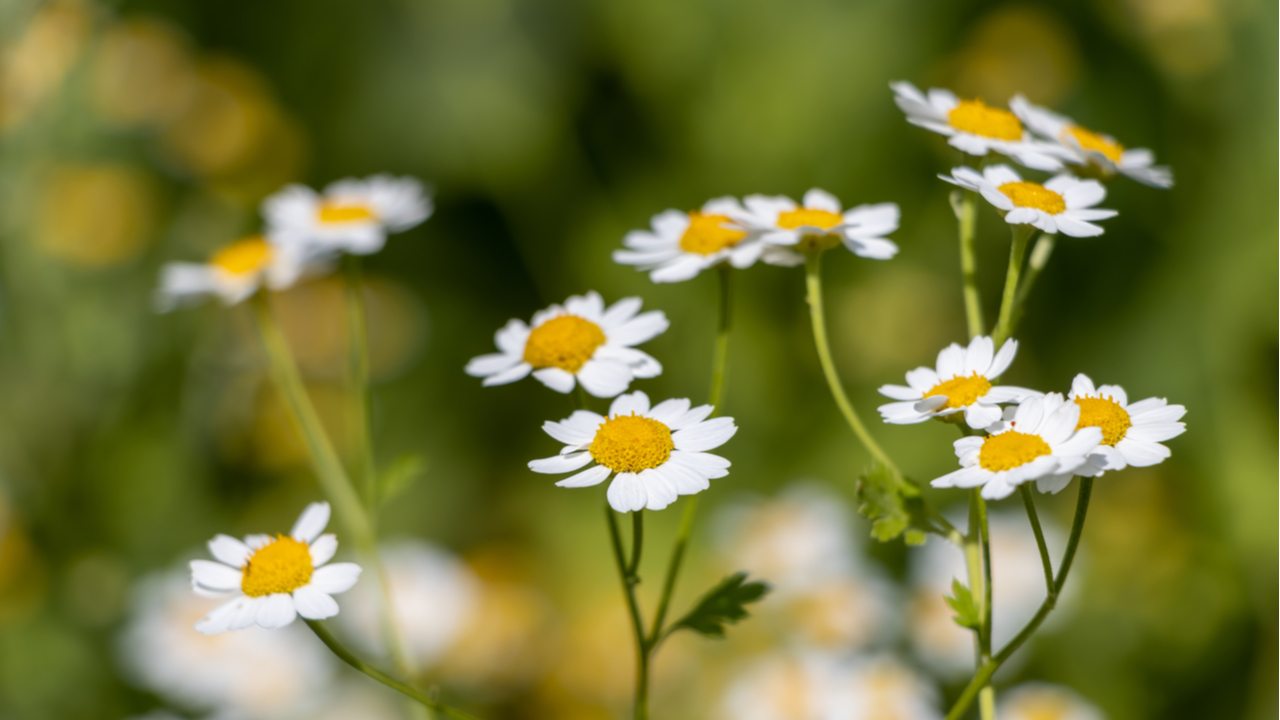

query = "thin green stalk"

[
  {"left": 628, "top": 511, "right": 644, "bottom": 577},
  {"left": 952, "top": 190, "right": 984, "bottom": 338},
  {"left": 992, "top": 225, "right": 1035, "bottom": 347},
  {"left": 305, "top": 620, "right": 480, "bottom": 720},
  {"left": 1019, "top": 485, "right": 1055, "bottom": 596},
  {"left": 648, "top": 495, "right": 696, "bottom": 648},
  {"left": 708, "top": 264, "right": 733, "bottom": 410},
  {"left": 963, "top": 493, "right": 983, "bottom": 664},
  {"left": 607, "top": 505, "right": 649, "bottom": 720},
  {"left": 1009, "top": 233, "right": 1056, "bottom": 338},
  {"left": 342, "top": 256, "right": 378, "bottom": 509},
  {"left": 975, "top": 493, "right": 994, "bottom": 720}
]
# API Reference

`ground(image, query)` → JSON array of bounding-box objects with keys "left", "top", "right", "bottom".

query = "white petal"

[
  {"left": 802, "top": 188, "right": 842, "bottom": 213},
  {"left": 963, "top": 336, "right": 994, "bottom": 376},
  {"left": 292, "top": 584, "right": 340, "bottom": 620},
  {"left": 1039, "top": 403, "right": 1082, "bottom": 444},
  {"left": 309, "top": 534, "right": 338, "bottom": 567},
  {"left": 481, "top": 362, "right": 532, "bottom": 386},
  {"left": 1116, "top": 439, "right": 1171, "bottom": 467},
  {"left": 1130, "top": 403, "right": 1186, "bottom": 424},
  {"left": 672, "top": 417, "right": 737, "bottom": 452},
  {"left": 670, "top": 450, "right": 730, "bottom": 479},
  {"left": 987, "top": 339, "right": 1018, "bottom": 378},
  {"left": 555, "top": 464, "right": 611, "bottom": 488},
  {"left": 1055, "top": 426, "right": 1103, "bottom": 457},
  {"left": 609, "top": 391, "right": 651, "bottom": 417},
  {"left": 600, "top": 297, "right": 643, "bottom": 327},
  {"left": 609, "top": 311, "right": 670, "bottom": 346},
  {"left": 879, "top": 401, "right": 929, "bottom": 423},
  {"left": 606, "top": 473, "right": 648, "bottom": 513},
  {"left": 1124, "top": 422, "right": 1185, "bottom": 443},
  {"left": 1034, "top": 473, "right": 1075, "bottom": 495},
  {"left": 640, "top": 468, "right": 680, "bottom": 510},
  {"left": 291, "top": 502, "right": 331, "bottom": 543},
  {"left": 935, "top": 344, "right": 966, "bottom": 379},
  {"left": 1070, "top": 373, "right": 1097, "bottom": 398},
  {"left": 195, "top": 596, "right": 255, "bottom": 635},
  {"left": 310, "top": 562, "right": 362, "bottom": 594},
  {"left": 650, "top": 254, "right": 709, "bottom": 283},
  {"left": 963, "top": 402, "right": 1003, "bottom": 429},
  {"left": 532, "top": 367, "right": 577, "bottom": 394},
  {"left": 494, "top": 319, "right": 531, "bottom": 354},
  {"left": 668, "top": 404, "right": 715, "bottom": 429},
  {"left": 465, "top": 352, "right": 521, "bottom": 377},
  {"left": 842, "top": 235, "right": 898, "bottom": 259},
  {"left": 1096, "top": 384, "right": 1129, "bottom": 407},
  {"left": 879, "top": 384, "right": 921, "bottom": 401},
  {"left": 1054, "top": 217, "right": 1105, "bottom": 237},
  {"left": 208, "top": 535, "right": 252, "bottom": 567},
  {"left": 255, "top": 593, "right": 298, "bottom": 629},
  {"left": 649, "top": 398, "right": 692, "bottom": 425},
  {"left": 191, "top": 560, "right": 243, "bottom": 591},
  {"left": 905, "top": 367, "right": 940, "bottom": 393},
  {"left": 576, "top": 360, "right": 634, "bottom": 398},
  {"left": 932, "top": 466, "right": 989, "bottom": 489},
  {"left": 530, "top": 452, "right": 593, "bottom": 474}
]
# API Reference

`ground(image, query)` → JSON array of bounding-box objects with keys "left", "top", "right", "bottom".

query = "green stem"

[
  {"left": 305, "top": 620, "right": 480, "bottom": 720},
  {"left": 963, "top": 493, "right": 984, "bottom": 664},
  {"left": 343, "top": 256, "right": 378, "bottom": 509},
  {"left": 1019, "top": 485, "right": 1055, "bottom": 596},
  {"left": 992, "top": 225, "right": 1034, "bottom": 347},
  {"left": 708, "top": 264, "right": 733, "bottom": 410},
  {"left": 976, "top": 493, "right": 994, "bottom": 720},
  {"left": 1009, "top": 233, "right": 1056, "bottom": 338},
  {"left": 953, "top": 190, "right": 984, "bottom": 338},
  {"left": 628, "top": 511, "right": 644, "bottom": 577},
  {"left": 607, "top": 504, "right": 649, "bottom": 720}
]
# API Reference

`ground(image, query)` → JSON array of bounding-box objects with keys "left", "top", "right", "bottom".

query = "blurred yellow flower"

[
  {"left": 35, "top": 163, "right": 157, "bottom": 267},
  {"left": 0, "top": 1, "right": 90, "bottom": 131},
  {"left": 90, "top": 18, "right": 196, "bottom": 127}
]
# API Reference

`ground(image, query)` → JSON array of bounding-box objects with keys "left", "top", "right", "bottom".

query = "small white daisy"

[
  {"left": 529, "top": 390, "right": 736, "bottom": 513},
  {"left": 941, "top": 165, "right": 1117, "bottom": 237},
  {"left": 932, "top": 393, "right": 1104, "bottom": 500},
  {"left": 155, "top": 235, "right": 319, "bottom": 311},
  {"left": 190, "top": 502, "right": 362, "bottom": 634},
  {"left": 1011, "top": 95, "right": 1174, "bottom": 188},
  {"left": 890, "top": 81, "right": 1069, "bottom": 171},
  {"left": 263, "top": 175, "right": 432, "bottom": 256},
  {"left": 738, "top": 188, "right": 899, "bottom": 263},
  {"left": 878, "top": 336, "right": 1038, "bottom": 429},
  {"left": 1067, "top": 373, "right": 1186, "bottom": 479},
  {"left": 613, "top": 197, "right": 764, "bottom": 283},
  {"left": 465, "top": 291, "right": 667, "bottom": 398},
  {"left": 998, "top": 682, "right": 1105, "bottom": 720}
]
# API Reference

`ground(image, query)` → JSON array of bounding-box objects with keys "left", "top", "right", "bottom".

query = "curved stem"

[
  {"left": 607, "top": 504, "right": 649, "bottom": 720},
  {"left": 1009, "top": 233, "right": 1056, "bottom": 337},
  {"left": 343, "top": 256, "right": 378, "bottom": 509},
  {"left": 305, "top": 620, "right": 481, "bottom": 720},
  {"left": 992, "top": 225, "right": 1034, "bottom": 347},
  {"left": 952, "top": 190, "right": 984, "bottom": 338},
  {"left": 1019, "top": 485, "right": 1055, "bottom": 596}
]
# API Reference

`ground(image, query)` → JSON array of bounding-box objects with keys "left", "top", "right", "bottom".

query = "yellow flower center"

[
  {"left": 998, "top": 181, "right": 1066, "bottom": 214},
  {"left": 210, "top": 236, "right": 272, "bottom": 276},
  {"left": 947, "top": 99, "right": 1023, "bottom": 141},
  {"left": 522, "top": 315, "right": 606, "bottom": 373},
  {"left": 589, "top": 413, "right": 674, "bottom": 473},
  {"left": 778, "top": 208, "right": 844, "bottom": 252},
  {"left": 679, "top": 211, "right": 747, "bottom": 255},
  {"left": 979, "top": 431, "right": 1052, "bottom": 471},
  {"left": 923, "top": 373, "right": 993, "bottom": 410},
  {"left": 1074, "top": 396, "right": 1131, "bottom": 446},
  {"left": 240, "top": 535, "right": 313, "bottom": 597},
  {"left": 317, "top": 201, "right": 377, "bottom": 224},
  {"left": 1065, "top": 125, "right": 1124, "bottom": 163}
]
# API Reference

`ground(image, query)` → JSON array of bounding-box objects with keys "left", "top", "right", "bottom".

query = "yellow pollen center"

[
  {"left": 589, "top": 413, "right": 674, "bottom": 473},
  {"left": 947, "top": 99, "right": 1023, "bottom": 140},
  {"left": 1074, "top": 396, "right": 1131, "bottom": 446},
  {"left": 522, "top": 315, "right": 606, "bottom": 373},
  {"left": 1065, "top": 125, "right": 1124, "bottom": 163},
  {"left": 777, "top": 208, "right": 843, "bottom": 231},
  {"left": 979, "top": 431, "right": 1052, "bottom": 472},
  {"left": 998, "top": 181, "right": 1066, "bottom": 214},
  {"left": 317, "top": 201, "right": 377, "bottom": 224},
  {"left": 923, "top": 373, "right": 993, "bottom": 409},
  {"left": 210, "top": 236, "right": 273, "bottom": 276},
  {"left": 240, "top": 535, "right": 313, "bottom": 597},
  {"left": 679, "top": 212, "right": 747, "bottom": 255}
]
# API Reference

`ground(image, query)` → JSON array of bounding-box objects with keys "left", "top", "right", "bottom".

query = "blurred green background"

[{"left": 0, "top": 0, "right": 1274, "bottom": 718}]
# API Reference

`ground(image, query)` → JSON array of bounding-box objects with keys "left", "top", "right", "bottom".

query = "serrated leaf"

[
  {"left": 945, "top": 578, "right": 981, "bottom": 631},
  {"left": 378, "top": 454, "right": 426, "bottom": 506},
  {"left": 855, "top": 463, "right": 931, "bottom": 543},
  {"left": 668, "top": 572, "right": 770, "bottom": 639}
]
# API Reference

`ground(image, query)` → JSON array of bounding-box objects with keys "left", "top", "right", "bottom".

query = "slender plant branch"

[
  {"left": 342, "top": 256, "right": 378, "bottom": 508},
  {"left": 976, "top": 492, "right": 994, "bottom": 720},
  {"left": 952, "top": 190, "right": 984, "bottom": 338},
  {"left": 1009, "top": 232, "right": 1056, "bottom": 338},
  {"left": 992, "top": 225, "right": 1035, "bottom": 346},
  {"left": 628, "top": 510, "right": 644, "bottom": 577},
  {"left": 607, "top": 504, "right": 649, "bottom": 720},
  {"left": 708, "top": 263, "right": 733, "bottom": 410},
  {"left": 1020, "top": 485, "right": 1055, "bottom": 596}
]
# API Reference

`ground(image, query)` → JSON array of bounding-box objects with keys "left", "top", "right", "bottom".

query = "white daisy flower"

[
  {"left": 941, "top": 165, "right": 1117, "bottom": 237},
  {"left": 1067, "top": 373, "right": 1186, "bottom": 480},
  {"left": 932, "top": 393, "right": 1104, "bottom": 500},
  {"left": 878, "top": 336, "right": 1038, "bottom": 430},
  {"left": 465, "top": 291, "right": 667, "bottom": 398},
  {"left": 998, "top": 682, "right": 1105, "bottom": 720},
  {"left": 529, "top": 390, "right": 736, "bottom": 513},
  {"left": 890, "top": 81, "right": 1069, "bottom": 171},
  {"left": 738, "top": 188, "right": 899, "bottom": 264},
  {"left": 154, "top": 235, "right": 319, "bottom": 312},
  {"left": 1011, "top": 95, "right": 1174, "bottom": 188},
  {"left": 263, "top": 174, "right": 432, "bottom": 256},
  {"left": 613, "top": 197, "right": 765, "bottom": 283},
  {"left": 189, "top": 502, "right": 362, "bottom": 634},
  {"left": 720, "top": 652, "right": 941, "bottom": 720}
]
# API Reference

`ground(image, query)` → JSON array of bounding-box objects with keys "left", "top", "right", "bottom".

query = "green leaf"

[
  {"left": 668, "top": 572, "right": 770, "bottom": 639},
  {"left": 945, "top": 578, "right": 981, "bottom": 630},
  {"left": 855, "top": 463, "right": 931, "bottom": 544},
  {"left": 377, "top": 453, "right": 426, "bottom": 506}
]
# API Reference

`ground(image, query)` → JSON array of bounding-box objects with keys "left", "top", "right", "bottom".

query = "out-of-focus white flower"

[
  {"left": 155, "top": 235, "right": 321, "bottom": 311},
  {"left": 1066, "top": 374, "right": 1186, "bottom": 482},
  {"left": 739, "top": 188, "right": 899, "bottom": 263},
  {"left": 998, "top": 682, "right": 1107, "bottom": 720},
  {"left": 1011, "top": 95, "right": 1173, "bottom": 188},
  {"left": 878, "top": 336, "right": 1037, "bottom": 430},
  {"left": 119, "top": 570, "right": 333, "bottom": 719},
  {"left": 613, "top": 197, "right": 764, "bottom": 282},
  {"left": 530, "top": 391, "right": 736, "bottom": 512},
  {"left": 465, "top": 291, "right": 667, "bottom": 398},
  {"left": 719, "top": 652, "right": 941, "bottom": 720},
  {"left": 308, "top": 681, "right": 404, "bottom": 720},
  {"left": 941, "top": 165, "right": 1117, "bottom": 237},
  {"left": 263, "top": 175, "right": 432, "bottom": 256},
  {"left": 189, "top": 502, "right": 362, "bottom": 634}
]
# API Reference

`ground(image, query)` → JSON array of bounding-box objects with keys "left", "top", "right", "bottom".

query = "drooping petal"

[
  {"left": 532, "top": 367, "right": 577, "bottom": 394},
  {"left": 555, "top": 464, "right": 611, "bottom": 488},
  {"left": 606, "top": 473, "right": 647, "bottom": 513},
  {"left": 191, "top": 560, "right": 243, "bottom": 592},
  {"left": 292, "top": 585, "right": 340, "bottom": 620},
  {"left": 672, "top": 417, "right": 737, "bottom": 452},
  {"left": 208, "top": 535, "right": 252, "bottom": 567},
  {"left": 575, "top": 360, "right": 634, "bottom": 399},
  {"left": 529, "top": 452, "right": 594, "bottom": 474},
  {"left": 255, "top": 593, "right": 298, "bottom": 629},
  {"left": 310, "top": 563, "right": 362, "bottom": 594},
  {"left": 194, "top": 596, "right": 257, "bottom": 635}
]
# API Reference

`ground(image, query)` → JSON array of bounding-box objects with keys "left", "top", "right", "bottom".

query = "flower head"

[
  {"left": 1067, "top": 373, "right": 1186, "bottom": 480},
  {"left": 941, "top": 165, "right": 1117, "bottom": 237},
  {"left": 932, "top": 393, "right": 1104, "bottom": 500},
  {"left": 155, "top": 234, "right": 320, "bottom": 311},
  {"left": 739, "top": 188, "right": 899, "bottom": 262},
  {"left": 878, "top": 336, "right": 1037, "bottom": 429},
  {"left": 466, "top": 291, "right": 667, "bottom": 398},
  {"left": 190, "top": 502, "right": 362, "bottom": 634},
  {"left": 1011, "top": 95, "right": 1174, "bottom": 188},
  {"left": 529, "top": 391, "right": 736, "bottom": 512},
  {"left": 890, "top": 81, "right": 1069, "bottom": 171},
  {"left": 263, "top": 175, "right": 432, "bottom": 256},
  {"left": 614, "top": 197, "right": 763, "bottom": 283},
  {"left": 998, "top": 682, "right": 1105, "bottom": 720}
]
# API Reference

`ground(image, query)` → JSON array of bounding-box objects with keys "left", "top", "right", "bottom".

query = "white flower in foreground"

[
  {"left": 263, "top": 175, "right": 432, "bottom": 256},
  {"left": 465, "top": 291, "right": 667, "bottom": 398},
  {"left": 878, "top": 336, "right": 1037, "bottom": 429},
  {"left": 933, "top": 393, "right": 1103, "bottom": 500},
  {"left": 941, "top": 165, "right": 1117, "bottom": 237},
  {"left": 190, "top": 502, "right": 362, "bottom": 634},
  {"left": 1011, "top": 95, "right": 1173, "bottom": 189},
  {"left": 720, "top": 652, "right": 941, "bottom": 720},
  {"left": 155, "top": 235, "right": 319, "bottom": 311},
  {"left": 998, "top": 682, "right": 1106, "bottom": 720},
  {"left": 1068, "top": 373, "right": 1186, "bottom": 478},
  {"left": 614, "top": 197, "right": 764, "bottom": 283},
  {"left": 739, "top": 188, "right": 899, "bottom": 264},
  {"left": 529, "top": 391, "right": 736, "bottom": 512},
  {"left": 890, "top": 81, "right": 1067, "bottom": 171}
]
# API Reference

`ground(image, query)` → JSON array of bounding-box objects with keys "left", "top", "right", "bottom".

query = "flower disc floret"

[
  {"left": 589, "top": 414, "right": 675, "bottom": 473},
  {"left": 947, "top": 99, "right": 1023, "bottom": 140},
  {"left": 679, "top": 212, "right": 747, "bottom": 255},
  {"left": 317, "top": 202, "right": 377, "bottom": 224},
  {"left": 522, "top": 315, "right": 607, "bottom": 373},
  {"left": 997, "top": 181, "right": 1066, "bottom": 214},
  {"left": 1066, "top": 126, "right": 1124, "bottom": 163},
  {"left": 241, "top": 535, "right": 314, "bottom": 597},
  {"left": 1074, "top": 396, "right": 1131, "bottom": 447},
  {"left": 777, "top": 208, "right": 843, "bottom": 231},
  {"left": 924, "top": 373, "right": 993, "bottom": 410},
  {"left": 978, "top": 431, "right": 1052, "bottom": 471},
  {"left": 211, "top": 236, "right": 273, "bottom": 276}
]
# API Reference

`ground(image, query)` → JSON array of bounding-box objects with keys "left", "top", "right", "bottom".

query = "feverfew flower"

[
  {"left": 155, "top": 235, "right": 318, "bottom": 311},
  {"left": 720, "top": 652, "right": 941, "bottom": 720},
  {"left": 465, "top": 291, "right": 667, "bottom": 398},
  {"left": 263, "top": 175, "right": 432, "bottom": 256},
  {"left": 740, "top": 189, "right": 899, "bottom": 263},
  {"left": 529, "top": 391, "right": 736, "bottom": 512},
  {"left": 878, "top": 336, "right": 1037, "bottom": 429},
  {"left": 1067, "top": 373, "right": 1186, "bottom": 480},
  {"left": 998, "top": 682, "right": 1106, "bottom": 720},
  {"left": 890, "top": 81, "right": 1067, "bottom": 171},
  {"left": 1011, "top": 95, "right": 1174, "bottom": 188},
  {"left": 614, "top": 197, "right": 763, "bottom": 283},
  {"left": 942, "top": 165, "right": 1117, "bottom": 237},
  {"left": 190, "top": 502, "right": 362, "bottom": 634},
  {"left": 932, "top": 393, "right": 1104, "bottom": 500}
]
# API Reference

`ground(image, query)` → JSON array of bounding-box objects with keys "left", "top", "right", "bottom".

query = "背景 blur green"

[{"left": 0, "top": 0, "right": 1274, "bottom": 719}]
